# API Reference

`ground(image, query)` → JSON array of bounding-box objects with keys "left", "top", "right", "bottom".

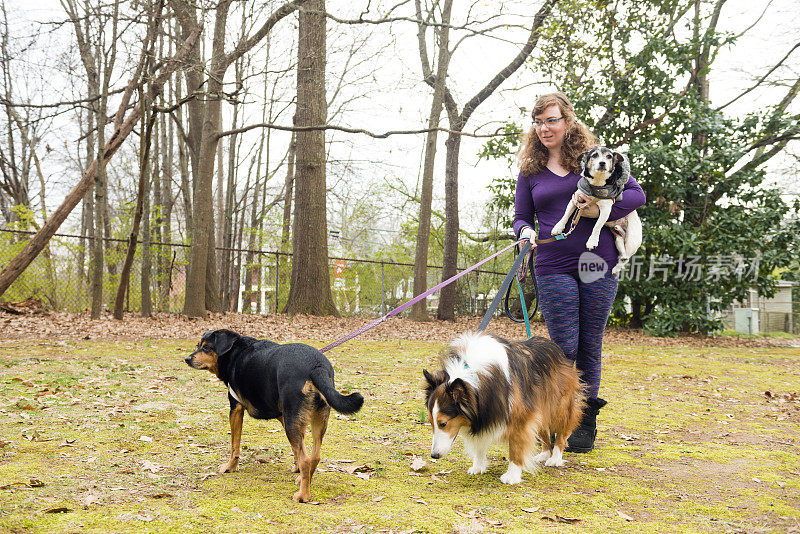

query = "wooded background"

[{"left": 0, "top": 0, "right": 798, "bottom": 335}]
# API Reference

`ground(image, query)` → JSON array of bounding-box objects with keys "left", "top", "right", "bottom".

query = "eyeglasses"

[{"left": 533, "top": 117, "right": 564, "bottom": 128}]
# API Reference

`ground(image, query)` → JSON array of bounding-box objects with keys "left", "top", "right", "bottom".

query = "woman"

[{"left": 513, "top": 92, "right": 646, "bottom": 453}]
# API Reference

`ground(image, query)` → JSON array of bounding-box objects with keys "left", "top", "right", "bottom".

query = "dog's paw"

[
  {"left": 218, "top": 461, "right": 238, "bottom": 474},
  {"left": 611, "top": 264, "right": 625, "bottom": 275},
  {"left": 531, "top": 450, "right": 551, "bottom": 464},
  {"left": 500, "top": 470, "right": 522, "bottom": 485},
  {"left": 467, "top": 464, "right": 487, "bottom": 475},
  {"left": 585, "top": 236, "right": 600, "bottom": 250},
  {"left": 292, "top": 490, "right": 310, "bottom": 503},
  {"left": 551, "top": 222, "right": 565, "bottom": 236},
  {"left": 544, "top": 456, "right": 566, "bottom": 468}
]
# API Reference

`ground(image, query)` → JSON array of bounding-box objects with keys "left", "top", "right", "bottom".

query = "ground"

[{"left": 0, "top": 312, "right": 798, "bottom": 533}]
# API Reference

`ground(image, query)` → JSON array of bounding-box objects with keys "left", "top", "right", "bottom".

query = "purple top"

[{"left": 513, "top": 168, "right": 646, "bottom": 276}]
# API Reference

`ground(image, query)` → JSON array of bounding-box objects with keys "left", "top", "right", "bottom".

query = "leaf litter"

[{"left": 0, "top": 316, "right": 798, "bottom": 532}]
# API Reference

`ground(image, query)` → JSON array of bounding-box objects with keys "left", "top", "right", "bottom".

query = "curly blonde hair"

[{"left": 516, "top": 92, "right": 599, "bottom": 176}]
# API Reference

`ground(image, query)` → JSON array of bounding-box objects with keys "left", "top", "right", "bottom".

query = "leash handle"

[
  {"left": 320, "top": 239, "right": 527, "bottom": 353},
  {"left": 477, "top": 241, "right": 532, "bottom": 332}
]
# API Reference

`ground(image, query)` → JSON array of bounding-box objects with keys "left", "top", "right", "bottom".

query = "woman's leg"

[
  {"left": 536, "top": 273, "right": 580, "bottom": 361},
  {"left": 575, "top": 272, "right": 618, "bottom": 399},
  {"left": 565, "top": 272, "right": 618, "bottom": 453}
]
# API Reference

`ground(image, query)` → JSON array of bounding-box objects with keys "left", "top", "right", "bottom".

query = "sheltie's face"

[{"left": 423, "top": 369, "right": 476, "bottom": 459}]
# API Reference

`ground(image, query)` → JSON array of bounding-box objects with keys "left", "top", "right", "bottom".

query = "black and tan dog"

[{"left": 184, "top": 329, "right": 363, "bottom": 502}]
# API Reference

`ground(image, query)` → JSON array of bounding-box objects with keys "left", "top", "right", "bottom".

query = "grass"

[
  {"left": 718, "top": 328, "right": 800, "bottom": 341},
  {"left": 0, "top": 337, "right": 798, "bottom": 533}
]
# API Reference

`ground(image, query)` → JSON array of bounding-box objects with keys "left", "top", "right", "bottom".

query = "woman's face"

[{"left": 534, "top": 104, "right": 567, "bottom": 153}]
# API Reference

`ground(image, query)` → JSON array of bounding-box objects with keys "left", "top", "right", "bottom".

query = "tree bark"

[
  {"left": 140, "top": 117, "right": 154, "bottom": 318},
  {"left": 283, "top": 0, "right": 338, "bottom": 316},
  {"left": 410, "top": 0, "right": 452, "bottom": 322}
]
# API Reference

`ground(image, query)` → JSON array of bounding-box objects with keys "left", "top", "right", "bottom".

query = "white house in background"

[{"left": 722, "top": 280, "right": 798, "bottom": 334}]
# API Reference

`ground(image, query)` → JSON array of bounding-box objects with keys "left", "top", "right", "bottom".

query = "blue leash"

[
  {"left": 478, "top": 241, "right": 532, "bottom": 332},
  {"left": 515, "top": 275, "right": 531, "bottom": 337}
]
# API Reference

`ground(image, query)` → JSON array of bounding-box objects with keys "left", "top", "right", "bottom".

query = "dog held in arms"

[
  {"left": 550, "top": 146, "right": 642, "bottom": 274},
  {"left": 423, "top": 332, "right": 586, "bottom": 484},
  {"left": 185, "top": 329, "right": 363, "bottom": 502}
]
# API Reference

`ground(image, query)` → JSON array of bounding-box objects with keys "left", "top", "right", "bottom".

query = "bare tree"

[
  {"left": 0, "top": 22, "right": 202, "bottom": 299},
  {"left": 435, "top": 0, "right": 558, "bottom": 320},
  {"left": 409, "top": 0, "right": 452, "bottom": 321},
  {"left": 174, "top": 0, "right": 308, "bottom": 317}
]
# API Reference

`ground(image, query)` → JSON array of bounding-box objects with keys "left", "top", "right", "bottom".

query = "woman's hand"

[
  {"left": 519, "top": 226, "right": 537, "bottom": 247},
  {"left": 573, "top": 192, "right": 599, "bottom": 218}
]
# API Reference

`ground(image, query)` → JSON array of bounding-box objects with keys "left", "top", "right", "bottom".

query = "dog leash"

[
  {"left": 319, "top": 239, "right": 528, "bottom": 353},
  {"left": 477, "top": 241, "right": 532, "bottom": 331},
  {"left": 534, "top": 199, "right": 595, "bottom": 244}
]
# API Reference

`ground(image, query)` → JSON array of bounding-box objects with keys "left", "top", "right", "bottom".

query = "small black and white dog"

[{"left": 551, "top": 147, "right": 642, "bottom": 274}]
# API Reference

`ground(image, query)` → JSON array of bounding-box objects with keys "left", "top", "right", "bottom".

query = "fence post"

[{"left": 380, "top": 262, "right": 385, "bottom": 315}]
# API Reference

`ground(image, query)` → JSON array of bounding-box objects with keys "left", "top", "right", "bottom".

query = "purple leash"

[{"left": 319, "top": 239, "right": 525, "bottom": 353}]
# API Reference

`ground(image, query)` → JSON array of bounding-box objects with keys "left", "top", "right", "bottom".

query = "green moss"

[{"left": 0, "top": 339, "right": 798, "bottom": 532}]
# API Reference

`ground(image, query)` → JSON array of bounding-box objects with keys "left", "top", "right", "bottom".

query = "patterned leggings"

[{"left": 536, "top": 272, "right": 618, "bottom": 399}]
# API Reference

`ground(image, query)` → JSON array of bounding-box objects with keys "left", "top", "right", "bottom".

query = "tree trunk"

[
  {"left": 283, "top": 0, "right": 338, "bottom": 316},
  {"left": 90, "top": 93, "right": 108, "bottom": 319},
  {"left": 410, "top": 0, "right": 452, "bottom": 321},
  {"left": 281, "top": 130, "right": 296, "bottom": 252},
  {"left": 174, "top": 70, "right": 193, "bottom": 239},
  {"left": 179, "top": 0, "right": 302, "bottom": 316},
  {"left": 141, "top": 122, "right": 154, "bottom": 318},
  {"left": 113, "top": 104, "right": 156, "bottom": 319},
  {"left": 182, "top": 0, "right": 231, "bottom": 317},
  {"left": 436, "top": 130, "right": 462, "bottom": 321}
]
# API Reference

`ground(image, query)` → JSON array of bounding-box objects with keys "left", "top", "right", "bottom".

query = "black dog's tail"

[{"left": 310, "top": 368, "right": 364, "bottom": 414}]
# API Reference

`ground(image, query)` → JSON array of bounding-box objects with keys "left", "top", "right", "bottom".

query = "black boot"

[{"left": 565, "top": 398, "right": 607, "bottom": 453}]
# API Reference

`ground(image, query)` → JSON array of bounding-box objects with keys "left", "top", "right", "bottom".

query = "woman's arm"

[
  {"left": 513, "top": 173, "right": 536, "bottom": 237},
  {"left": 608, "top": 175, "right": 646, "bottom": 220}
]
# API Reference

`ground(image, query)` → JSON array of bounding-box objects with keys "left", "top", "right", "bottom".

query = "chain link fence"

[{"left": 0, "top": 229, "right": 513, "bottom": 317}]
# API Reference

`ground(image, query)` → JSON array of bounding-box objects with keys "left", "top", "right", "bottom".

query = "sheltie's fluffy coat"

[{"left": 423, "top": 332, "right": 586, "bottom": 484}]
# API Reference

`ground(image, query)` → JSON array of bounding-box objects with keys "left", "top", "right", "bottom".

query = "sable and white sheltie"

[{"left": 423, "top": 332, "right": 586, "bottom": 485}]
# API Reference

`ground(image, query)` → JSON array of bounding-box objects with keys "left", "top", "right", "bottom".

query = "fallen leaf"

[
  {"left": 372, "top": 495, "right": 386, "bottom": 502},
  {"left": 141, "top": 460, "right": 163, "bottom": 473},
  {"left": 28, "top": 478, "right": 45, "bottom": 487},
  {"left": 343, "top": 464, "right": 371, "bottom": 475},
  {"left": 541, "top": 515, "right": 580, "bottom": 524},
  {"left": 521, "top": 507, "right": 540, "bottom": 513},
  {"left": 617, "top": 510, "right": 634, "bottom": 521},
  {"left": 80, "top": 494, "right": 101, "bottom": 507},
  {"left": 410, "top": 457, "right": 428, "bottom": 472},
  {"left": 139, "top": 436, "right": 153, "bottom": 442},
  {"left": 43, "top": 507, "right": 72, "bottom": 514}
]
